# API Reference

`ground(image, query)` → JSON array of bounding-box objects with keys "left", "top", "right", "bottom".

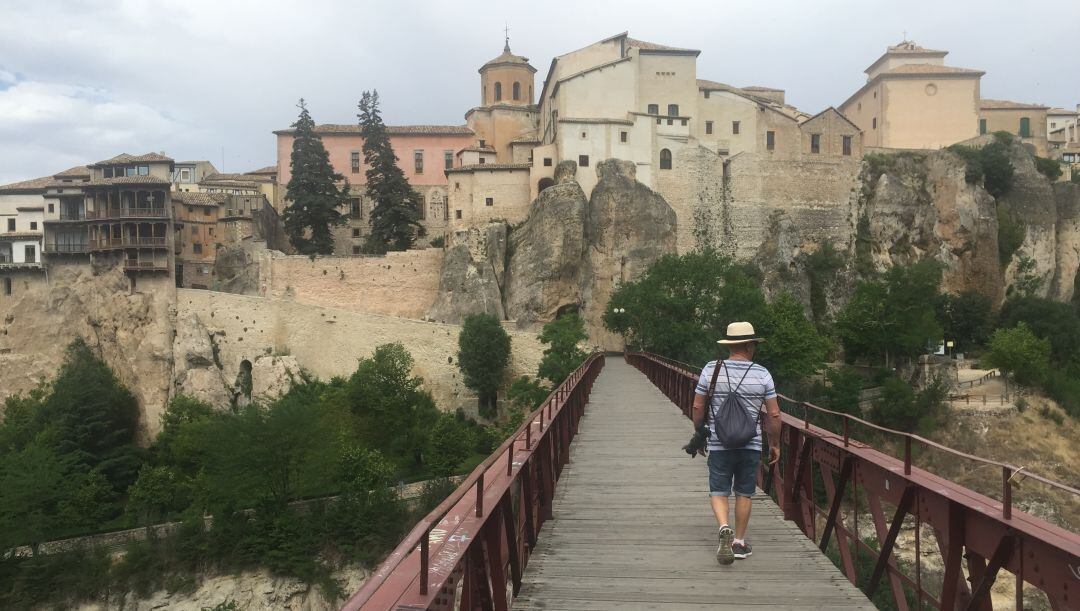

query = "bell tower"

[{"left": 479, "top": 34, "right": 537, "bottom": 106}]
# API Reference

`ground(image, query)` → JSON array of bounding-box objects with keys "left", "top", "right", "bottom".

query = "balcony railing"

[
  {"left": 86, "top": 207, "right": 169, "bottom": 220},
  {"left": 90, "top": 237, "right": 168, "bottom": 250},
  {"left": 44, "top": 243, "right": 89, "bottom": 254},
  {"left": 0, "top": 260, "right": 43, "bottom": 269},
  {"left": 123, "top": 260, "right": 169, "bottom": 271}
]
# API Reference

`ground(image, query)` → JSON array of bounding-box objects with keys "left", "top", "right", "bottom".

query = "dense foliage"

[
  {"left": 948, "top": 135, "right": 1014, "bottom": 198},
  {"left": 537, "top": 311, "right": 589, "bottom": 386},
  {"left": 983, "top": 323, "right": 1051, "bottom": 398},
  {"left": 358, "top": 90, "right": 423, "bottom": 252},
  {"left": 457, "top": 314, "right": 512, "bottom": 418},
  {"left": 935, "top": 290, "right": 993, "bottom": 351},
  {"left": 282, "top": 99, "right": 349, "bottom": 255}
]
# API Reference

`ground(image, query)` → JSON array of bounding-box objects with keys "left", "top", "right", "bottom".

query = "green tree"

[
  {"left": 757, "top": 292, "right": 832, "bottom": 384},
  {"left": 0, "top": 439, "right": 76, "bottom": 554},
  {"left": 457, "top": 314, "right": 512, "bottom": 418},
  {"left": 346, "top": 343, "right": 440, "bottom": 469},
  {"left": 801, "top": 242, "right": 844, "bottom": 328},
  {"left": 984, "top": 322, "right": 1051, "bottom": 398},
  {"left": 282, "top": 98, "right": 349, "bottom": 255},
  {"left": 37, "top": 339, "right": 143, "bottom": 495},
  {"left": 506, "top": 376, "right": 549, "bottom": 411},
  {"left": 603, "top": 250, "right": 767, "bottom": 366},
  {"left": 998, "top": 296, "right": 1080, "bottom": 367},
  {"left": 358, "top": 90, "right": 422, "bottom": 252},
  {"left": 870, "top": 377, "right": 947, "bottom": 433},
  {"left": 425, "top": 413, "right": 472, "bottom": 478},
  {"left": 935, "top": 290, "right": 993, "bottom": 350},
  {"left": 836, "top": 261, "right": 943, "bottom": 367},
  {"left": 538, "top": 312, "right": 589, "bottom": 386},
  {"left": 1034, "top": 156, "right": 1062, "bottom": 181},
  {"left": 126, "top": 464, "right": 191, "bottom": 525}
]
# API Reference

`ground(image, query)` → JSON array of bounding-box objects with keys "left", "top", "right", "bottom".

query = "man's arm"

[
  {"left": 763, "top": 396, "right": 782, "bottom": 465},
  {"left": 692, "top": 393, "right": 707, "bottom": 429}
]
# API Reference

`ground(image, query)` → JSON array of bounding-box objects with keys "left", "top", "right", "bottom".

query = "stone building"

[
  {"left": 172, "top": 160, "right": 219, "bottom": 193},
  {"left": 840, "top": 40, "right": 984, "bottom": 149},
  {"left": 1047, "top": 106, "right": 1079, "bottom": 156},
  {"left": 979, "top": 99, "right": 1050, "bottom": 155}
]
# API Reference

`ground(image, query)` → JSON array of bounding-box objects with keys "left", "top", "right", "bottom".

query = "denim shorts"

[{"left": 708, "top": 448, "right": 760, "bottom": 497}]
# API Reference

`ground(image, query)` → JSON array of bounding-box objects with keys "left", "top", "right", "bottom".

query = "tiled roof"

[
  {"left": 173, "top": 192, "right": 227, "bottom": 206},
  {"left": 624, "top": 38, "right": 699, "bottom": 54},
  {"left": 0, "top": 231, "right": 43, "bottom": 239},
  {"left": 201, "top": 172, "right": 267, "bottom": 186},
  {"left": 457, "top": 145, "right": 496, "bottom": 154},
  {"left": 54, "top": 165, "right": 90, "bottom": 177},
  {"left": 445, "top": 163, "right": 531, "bottom": 173},
  {"left": 482, "top": 43, "right": 535, "bottom": 70},
  {"left": 882, "top": 64, "right": 984, "bottom": 76},
  {"left": 245, "top": 166, "right": 278, "bottom": 175},
  {"left": 85, "top": 175, "right": 171, "bottom": 186},
  {"left": 696, "top": 79, "right": 740, "bottom": 92},
  {"left": 743, "top": 85, "right": 784, "bottom": 92},
  {"left": 510, "top": 134, "right": 540, "bottom": 143},
  {"left": 90, "top": 152, "right": 174, "bottom": 167},
  {"left": 886, "top": 41, "right": 947, "bottom": 55},
  {"left": 980, "top": 98, "right": 1050, "bottom": 110},
  {"left": 1047, "top": 107, "right": 1078, "bottom": 115},
  {"left": 0, "top": 175, "right": 53, "bottom": 192},
  {"left": 274, "top": 124, "right": 473, "bottom": 136}
]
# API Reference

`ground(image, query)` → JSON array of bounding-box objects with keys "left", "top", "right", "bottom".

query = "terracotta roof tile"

[
  {"left": 1047, "top": 108, "right": 1078, "bottom": 115},
  {"left": 445, "top": 163, "right": 531, "bottom": 173},
  {"left": 85, "top": 175, "right": 171, "bottom": 186},
  {"left": 980, "top": 98, "right": 1050, "bottom": 110},
  {"left": 89, "top": 152, "right": 174, "bottom": 167},
  {"left": 625, "top": 38, "right": 699, "bottom": 54},
  {"left": 886, "top": 41, "right": 947, "bottom": 55},
  {"left": 0, "top": 175, "right": 53, "bottom": 192},
  {"left": 201, "top": 172, "right": 268, "bottom": 186},
  {"left": 53, "top": 165, "right": 90, "bottom": 177},
  {"left": 245, "top": 166, "right": 278, "bottom": 176},
  {"left": 174, "top": 192, "right": 227, "bottom": 206},
  {"left": 275, "top": 124, "right": 473, "bottom": 136}
]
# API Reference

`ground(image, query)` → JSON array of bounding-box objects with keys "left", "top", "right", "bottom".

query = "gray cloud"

[{"left": 0, "top": 0, "right": 1076, "bottom": 184}]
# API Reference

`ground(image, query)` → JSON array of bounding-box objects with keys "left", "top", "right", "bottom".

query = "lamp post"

[{"left": 612, "top": 307, "right": 627, "bottom": 352}]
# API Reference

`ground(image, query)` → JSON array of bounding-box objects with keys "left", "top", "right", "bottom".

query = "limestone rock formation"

[
  {"left": 582, "top": 159, "right": 678, "bottom": 346},
  {"left": 427, "top": 223, "right": 508, "bottom": 323},
  {"left": 213, "top": 240, "right": 270, "bottom": 295},
  {"left": 505, "top": 161, "right": 589, "bottom": 325},
  {"left": 1050, "top": 183, "right": 1080, "bottom": 302},
  {"left": 999, "top": 147, "right": 1065, "bottom": 299},
  {"left": 250, "top": 354, "right": 301, "bottom": 399},
  {"left": 172, "top": 313, "right": 233, "bottom": 408},
  {"left": 0, "top": 262, "right": 175, "bottom": 441}
]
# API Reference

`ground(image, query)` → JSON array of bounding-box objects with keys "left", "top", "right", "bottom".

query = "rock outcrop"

[
  {"left": 999, "top": 146, "right": 1060, "bottom": 299},
  {"left": 1050, "top": 182, "right": 1080, "bottom": 302},
  {"left": 428, "top": 223, "right": 509, "bottom": 323},
  {"left": 505, "top": 160, "right": 589, "bottom": 325}
]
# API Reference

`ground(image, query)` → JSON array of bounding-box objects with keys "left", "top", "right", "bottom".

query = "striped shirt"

[{"left": 695, "top": 359, "right": 776, "bottom": 451}]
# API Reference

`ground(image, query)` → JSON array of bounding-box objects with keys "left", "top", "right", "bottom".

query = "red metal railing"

[
  {"left": 627, "top": 352, "right": 1080, "bottom": 611},
  {"left": 343, "top": 353, "right": 605, "bottom": 610}
]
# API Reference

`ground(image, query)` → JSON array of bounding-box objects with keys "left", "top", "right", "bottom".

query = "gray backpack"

[{"left": 705, "top": 361, "right": 763, "bottom": 449}]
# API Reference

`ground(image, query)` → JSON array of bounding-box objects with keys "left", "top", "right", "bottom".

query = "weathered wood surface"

[{"left": 514, "top": 360, "right": 874, "bottom": 610}]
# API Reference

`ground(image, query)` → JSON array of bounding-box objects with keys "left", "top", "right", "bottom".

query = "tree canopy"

[
  {"left": 457, "top": 314, "right": 512, "bottom": 418},
  {"left": 538, "top": 311, "right": 589, "bottom": 386},
  {"left": 983, "top": 322, "right": 1052, "bottom": 397},
  {"left": 282, "top": 99, "right": 350, "bottom": 255}
]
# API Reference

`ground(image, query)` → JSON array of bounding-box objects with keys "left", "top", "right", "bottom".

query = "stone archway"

[{"left": 538, "top": 177, "right": 555, "bottom": 194}]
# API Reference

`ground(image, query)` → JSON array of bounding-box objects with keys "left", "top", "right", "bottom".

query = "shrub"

[
  {"left": 870, "top": 377, "right": 947, "bottom": 433},
  {"left": 1034, "top": 156, "right": 1062, "bottom": 181},
  {"left": 996, "top": 203, "right": 1025, "bottom": 266},
  {"left": 538, "top": 312, "right": 589, "bottom": 386},
  {"left": 949, "top": 141, "right": 1014, "bottom": 197},
  {"left": 429, "top": 235, "right": 445, "bottom": 248},
  {"left": 457, "top": 314, "right": 512, "bottom": 418}
]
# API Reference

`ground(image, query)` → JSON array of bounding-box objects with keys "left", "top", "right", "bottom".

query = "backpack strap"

[{"left": 711, "top": 361, "right": 762, "bottom": 429}]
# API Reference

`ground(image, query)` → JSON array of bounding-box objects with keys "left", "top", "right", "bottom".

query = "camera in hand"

[{"left": 682, "top": 425, "right": 709, "bottom": 457}]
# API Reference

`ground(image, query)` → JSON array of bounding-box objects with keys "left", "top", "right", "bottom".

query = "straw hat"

[{"left": 717, "top": 321, "right": 765, "bottom": 345}]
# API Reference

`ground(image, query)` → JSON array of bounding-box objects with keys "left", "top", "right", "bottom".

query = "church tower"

[{"left": 479, "top": 37, "right": 537, "bottom": 106}]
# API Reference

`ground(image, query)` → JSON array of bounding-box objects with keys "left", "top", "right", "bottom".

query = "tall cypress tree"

[
  {"left": 283, "top": 99, "right": 349, "bottom": 255},
  {"left": 358, "top": 91, "right": 422, "bottom": 252}
]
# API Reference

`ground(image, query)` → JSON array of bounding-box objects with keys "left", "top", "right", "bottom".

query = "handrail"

[
  {"left": 344, "top": 352, "right": 605, "bottom": 609},
  {"left": 645, "top": 353, "right": 1078, "bottom": 499}
]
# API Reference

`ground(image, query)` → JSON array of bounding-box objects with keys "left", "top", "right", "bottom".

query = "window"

[
  {"left": 48, "top": 203, "right": 54, "bottom": 213},
  {"left": 706, "top": 121, "right": 713, "bottom": 135},
  {"left": 30, "top": 221, "right": 37, "bottom": 230},
  {"left": 979, "top": 119, "right": 987, "bottom": 135},
  {"left": 704, "top": 90, "right": 710, "bottom": 99},
  {"left": 6, "top": 219, "right": 13, "bottom": 231},
  {"left": 414, "top": 150, "right": 424, "bottom": 173},
  {"left": 647, "top": 103, "right": 659, "bottom": 115},
  {"left": 351, "top": 151, "right": 360, "bottom": 173},
  {"left": 659, "top": 149, "right": 672, "bottom": 170},
  {"left": 766, "top": 131, "right": 775, "bottom": 151},
  {"left": 352, "top": 228, "right": 361, "bottom": 238},
  {"left": 138, "top": 165, "right": 149, "bottom": 176},
  {"left": 1019, "top": 117, "right": 1031, "bottom": 138},
  {"left": 485, "top": 197, "right": 494, "bottom": 206},
  {"left": 494, "top": 82, "right": 502, "bottom": 101},
  {"left": 1051, "top": 122, "right": 1057, "bottom": 129},
  {"left": 732, "top": 121, "right": 740, "bottom": 135},
  {"left": 24, "top": 245, "right": 35, "bottom": 263},
  {"left": 3, "top": 278, "right": 10, "bottom": 295},
  {"left": 513, "top": 82, "right": 521, "bottom": 101},
  {"left": 193, "top": 243, "right": 202, "bottom": 254},
  {"left": 872, "top": 117, "right": 877, "bottom": 129},
  {"left": 203, "top": 207, "right": 211, "bottom": 216},
  {"left": 186, "top": 205, "right": 194, "bottom": 214},
  {"left": 620, "top": 131, "right": 628, "bottom": 143},
  {"left": 667, "top": 104, "right": 679, "bottom": 117},
  {"left": 125, "top": 167, "right": 136, "bottom": 177},
  {"left": 478, "top": 158, "right": 486, "bottom": 165},
  {"left": 843, "top": 135, "right": 852, "bottom": 156},
  {"left": 543, "top": 158, "right": 552, "bottom": 167},
  {"left": 104, "top": 167, "right": 114, "bottom": 178},
  {"left": 810, "top": 134, "right": 821, "bottom": 154},
  {"left": 352, "top": 246, "right": 361, "bottom": 255},
  {"left": 349, "top": 198, "right": 361, "bottom": 219},
  {"left": 444, "top": 150, "right": 453, "bottom": 170},
  {"left": 455, "top": 210, "right": 462, "bottom": 219},
  {"left": 209, "top": 227, "right": 215, "bottom": 236},
  {"left": 180, "top": 169, "right": 191, "bottom": 181},
  {"left": 578, "top": 155, "right": 589, "bottom": 167}
]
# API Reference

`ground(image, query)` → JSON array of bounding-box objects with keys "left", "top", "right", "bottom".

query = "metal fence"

[
  {"left": 626, "top": 352, "right": 1079, "bottom": 611},
  {"left": 342, "top": 353, "right": 606, "bottom": 610}
]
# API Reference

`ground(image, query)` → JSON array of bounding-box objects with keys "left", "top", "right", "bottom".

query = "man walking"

[{"left": 692, "top": 321, "right": 782, "bottom": 564}]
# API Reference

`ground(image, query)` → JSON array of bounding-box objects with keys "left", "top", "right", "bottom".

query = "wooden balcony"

[
  {"left": 90, "top": 237, "right": 168, "bottom": 250},
  {"left": 44, "top": 243, "right": 89, "bottom": 254},
  {"left": 123, "top": 260, "right": 169, "bottom": 272},
  {"left": 86, "top": 207, "right": 169, "bottom": 220}
]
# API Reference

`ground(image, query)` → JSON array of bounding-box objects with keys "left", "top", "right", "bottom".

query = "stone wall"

[
  {"left": 259, "top": 249, "right": 444, "bottom": 320},
  {"left": 176, "top": 289, "right": 544, "bottom": 413}
]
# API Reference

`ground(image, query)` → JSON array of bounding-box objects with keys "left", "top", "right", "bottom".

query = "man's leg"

[
  {"left": 733, "top": 495, "right": 752, "bottom": 539},
  {"left": 730, "top": 449, "right": 761, "bottom": 559},
  {"left": 708, "top": 451, "right": 736, "bottom": 565},
  {"left": 711, "top": 495, "right": 730, "bottom": 528}
]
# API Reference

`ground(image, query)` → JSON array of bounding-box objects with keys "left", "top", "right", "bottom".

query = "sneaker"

[
  {"left": 716, "top": 526, "right": 735, "bottom": 565},
  {"left": 732, "top": 541, "right": 753, "bottom": 559}
]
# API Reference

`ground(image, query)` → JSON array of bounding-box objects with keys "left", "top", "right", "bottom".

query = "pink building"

[{"left": 273, "top": 124, "right": 475, "bottom": 253}]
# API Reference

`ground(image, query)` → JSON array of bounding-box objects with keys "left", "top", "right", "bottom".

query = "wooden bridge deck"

[{"left": 514, "top": 360, "right": 874, "bottom": 610}]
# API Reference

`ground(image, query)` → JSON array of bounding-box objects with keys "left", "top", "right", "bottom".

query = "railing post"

[
  {"left": 904, "top": 436, "right": 912, "bottom": 476},
  {"left": 476, "top": 471, "right": 484, "bottom": 517},
  {"left": 420, "top": 527, "right": 430, "bottom": 595},
  {"left": 843, "top": 416, "right": 850, "bottom": 447},
  {"left": 526, "top": 419, "right": 532, "bottom": 449},
  {"left": 506, "top": 439, "right": 514, "bottom": 476},
  {"left": 1002, "top": 466, "right": 1012, "bottom": 520}
]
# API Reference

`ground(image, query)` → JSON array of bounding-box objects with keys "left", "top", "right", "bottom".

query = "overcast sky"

[{"left": 1, "top": 0, "right": 1077, "bottom": 184}]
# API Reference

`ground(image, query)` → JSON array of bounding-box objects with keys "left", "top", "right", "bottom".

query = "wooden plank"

[{"left": 515, "top": 360, "right": 875, "bottom": 610}]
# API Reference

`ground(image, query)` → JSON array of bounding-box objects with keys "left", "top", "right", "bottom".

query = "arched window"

[
  {"left": 494, "top": 82, "right": 502, "bottom": 102},
  {"left": 513, "top": 82, "right": 521, "bottom": 101},
  {"left": 660, "top": 149, "right": 673, "bottom": 170},
  {"left": 538, "top": 177, "right": 555, "bottom": 193}
]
